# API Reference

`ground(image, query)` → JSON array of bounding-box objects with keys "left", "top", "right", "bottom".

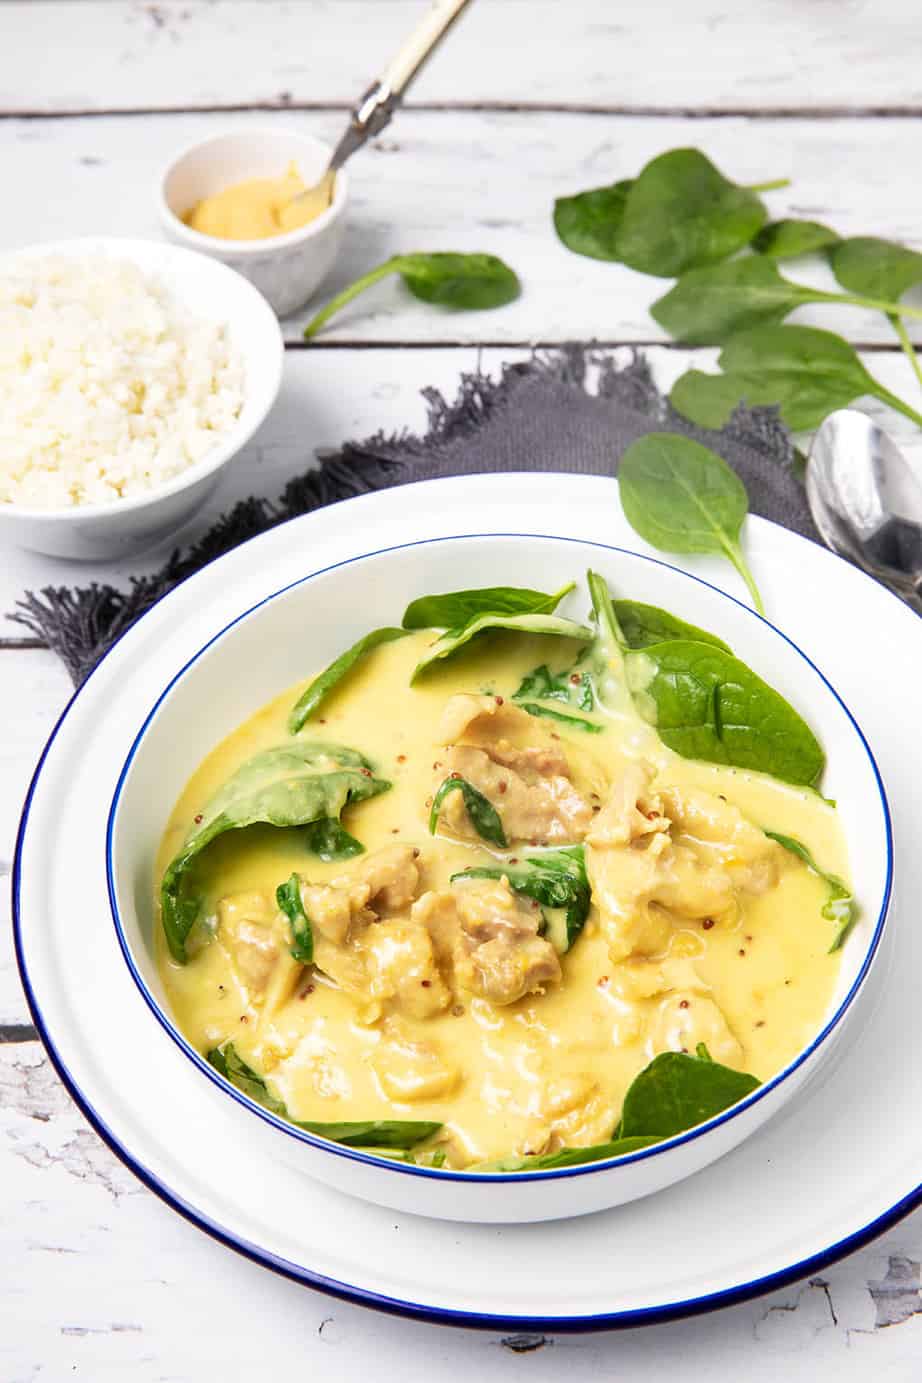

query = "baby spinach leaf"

[
  {"left": 471, "top": 1136, "right": 660, "bottom": 1173},
  {"left": 161, "top": 742, "right": 390, "bottom": 964},
  {"left": 668, "top": 369, "right": 749, "bottom": 429},
  {"left": 651, "top": 256, "right": 811, "bottom": 345},
  {"left": 618, "top": 433, "right": 765, "bottom": 613},
  {"left": 410, "top": 611, "right": 593, "bottom": 683},
  {"left": 612, "top": 599, "right": 731, "bottom": 652},
  {"left": 613, "top": 149, "right": 775, "bottom": 277},
  {"left": 304, "top": 252, "right": 520, "bottom": 338},
  {"left": 712, "top": 325, "right": 912, "bottom": 432},
  {"left": 765, "top": 831, "right": 856, "bottom": 951},
  {"left": 302, "top": 817, "right": 365, "bottom": 861},
  {"left": 403, "top": 583, "right": 573, "bottom": 630},
  {"left": 513, "top": 661, "right": 594, "bottom": 711},
  {"left": 207, "top": 1041, "right": 288, "bottom": 1116},
  {"left": 430, "top": 775, "right": 508, "bottom": 848},
  {"left": 752, "top": 218, "right": 840, "bottom": 259},
  {"left": 276, "top": 873, "right": 313, "bottom": 963},
  {"left": 207, "top": 1044, "right": 441, "bottom": 1147},
  {"left": 552, "top": 179, "right": 634, "bottom": 261},
  {"left": 829, "top": 236, "right": 922, "bottom": 303},
  {"left": 631, "top": 639, "right": 825, "bottom": 785},
  {"left": 516, "top": 703, "right": 603, "bottom": 733},
  {"left": 288, "top": 627, "right": 410, "bottom": 733},
  {"left": 617, "top": 1046, "right": 760, "bottom": 1139},
  {"left": 587, "top": 573, "right": 824, "bottom": 785},
  {"left": 452, "top": 846, "right": 590, "bottom": 950}
]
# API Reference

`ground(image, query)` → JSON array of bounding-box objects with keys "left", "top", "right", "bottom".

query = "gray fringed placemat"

[{"left": 11, "top": 345, "right": 815, "bottom": 686}]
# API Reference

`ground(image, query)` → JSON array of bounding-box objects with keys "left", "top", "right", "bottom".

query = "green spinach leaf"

[
  {"left": 612, "top": 599, "right": 731, "bottom": 652},
  {"left": 276, "top": 873, "right": 313, "bottom": 963},
  {"left": 766, "top": 831, "right": 857, "bottom": 951},
  {"left": 304, "top": 252, "right": 520, "bottom": 338},
  {"left": 403, "top": 583, "right": 573, "bottom": 630},
  {"left": 410, "top": 611, "right": 592, "bottom": 683},
  {"left": 668, "top": 369, "right": 750, "bottom": 429},
  {"left": 613, "top": 148, "right": 777, "bottom": 277},
  {"left": 629, "top": 639, "right": 825, "bottom": 785},
  {"left": 752, "top": 218, "right": 840, "bottom": 259},
  {"left": 302, "top": 817, "right": 365, "bottom": 860},
  {"left": 552, "top": 179, "right": 634, "bottom": 261},
  {"left": 161, "top": 742, "right": 390, "bottom": 963},
  {"left": 288, "top": 627, "right": 410, "bottom": 733},
  {"left": 651, "top": 256, "right": 810, "bottom": 345},
  {"left": 513, "top": 661, "right": 594, "bottom": 710},
  {"left": 617, "top": 1045, "right": 760, "bottom": 1139},
  {"left": 207, "top": 1044, "right": 441, "bottom": 1148},
  {"left": 829, "top": 236, "right": 922, "bottom": 303},
  {"left": 618, "top": 433, "right": 765, "bottom": 613},
  {"left": 587, "top": 572, "right": 824, "bottom": 785},
  {"left": 709, "top": 325, "right": 921, "bottom": 432},
  {"left": 429, "top": 775, "right": 508, "bottom": 848},
  {"left": 453, "top": 846, "right": 590, "bottom": 951},
  {"left": 515, "top": 702, "right": 603, "bottom": 733}
]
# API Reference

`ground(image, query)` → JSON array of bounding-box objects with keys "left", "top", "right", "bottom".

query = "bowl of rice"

[{"left": 0, "top": 238, "right": 284, "bottom": 559}]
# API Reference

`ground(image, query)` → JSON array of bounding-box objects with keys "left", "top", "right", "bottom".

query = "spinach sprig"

[
  {"left": 275, "top": 873, "right": 313, "bottom": 964},
  {"left": 160, "top": 742, "right": 389, "bottom": 964},
  {"left": 472, "top": 1045, "right": 759, "bottom": 1173},
  {"left": 304, "top": 252, "right": 520, "bottom": 339},
  {"left": 289, "top": 627, "right": 410, "bottom": 732},
  {"left": 587, "top": 571, "right": 824, "bottom": 786},
  {"left": 766, "top": 831, "right": 857, "bottom": 951},
  {"left": 618, "top": 433, "right": 765, "bottom": 614},
  {"left": 207, "top": 1044, "right": 441, "bottom": 1149}
]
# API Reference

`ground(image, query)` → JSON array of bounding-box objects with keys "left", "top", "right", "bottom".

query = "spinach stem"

[
  {"left": 873, "top": 383, "right": 922, "bottom": 431},
  {"left": 725, "top": 542, "right": 766, "bottom": 615},
  {"left": 304, "top": 258, "right": 402, "bottom": 339},
  {"left": 745, "top": 178, "right": 791, "bottom": 193},
  {"left": 889, "top": 314, "right": 922, "bottom": 397},
  {"left": 806, "top": 284, "right": 922, "bottom": 322}
]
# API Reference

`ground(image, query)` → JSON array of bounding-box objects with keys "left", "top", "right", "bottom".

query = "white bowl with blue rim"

[{"left": 105, "top": 529, "right": 891, "bottom": 1224}]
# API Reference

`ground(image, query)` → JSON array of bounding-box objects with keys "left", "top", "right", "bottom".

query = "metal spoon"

[
  {"left": 807, "top": 408, "right": 922, "bottom": 611},
  {"left": 290, "top": 0, "right": 474, "bottom": 212}
]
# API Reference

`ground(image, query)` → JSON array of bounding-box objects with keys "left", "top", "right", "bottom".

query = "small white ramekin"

[{"left": 158, "top": 129, "right": 349, "bottom": 318}]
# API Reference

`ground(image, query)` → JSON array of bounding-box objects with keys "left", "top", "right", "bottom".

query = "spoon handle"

[{"left": 327, "top": 0, "right": 474, "bottom": 173}]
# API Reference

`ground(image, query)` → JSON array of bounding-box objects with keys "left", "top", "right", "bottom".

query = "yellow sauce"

[
  {"left": 183, "top": 163, "right": 334, "bottom": 241},
  {"left": 156, "top": 631, "right": 847, "bottom": 1168}
]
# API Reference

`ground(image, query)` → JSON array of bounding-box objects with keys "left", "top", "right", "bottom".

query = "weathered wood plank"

[
  {"left": 6, "top": 110, "right": 922, "bottom": 346},
  {"left": 3, "top": 0, "right": 922, "bottom": 115}
]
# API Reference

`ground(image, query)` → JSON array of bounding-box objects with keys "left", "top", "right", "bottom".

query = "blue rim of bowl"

[{"left": 14, "top": 522, "right": 907, "bottom": 1330}]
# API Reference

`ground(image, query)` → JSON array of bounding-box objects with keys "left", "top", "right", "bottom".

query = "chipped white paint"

[
  {"left": 6, "top": 110, "right": 922, "bottom": 345},
  {"left": 3, "top": 0, "right": 922, "bottom": 114},
  {"left": 1, "top": 0, "right": 922, "bottom": 1372}
]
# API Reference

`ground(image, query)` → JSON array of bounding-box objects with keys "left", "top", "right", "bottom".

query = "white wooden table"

[{"left": 2, "top": 3, "right": 921, "bottom": 1375}]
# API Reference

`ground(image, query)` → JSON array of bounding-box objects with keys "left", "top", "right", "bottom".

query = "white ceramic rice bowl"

[{"left": 107, "top": 530, "right": 891, "bottom": 1224}]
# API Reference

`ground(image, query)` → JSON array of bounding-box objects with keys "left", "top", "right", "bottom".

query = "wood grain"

[{"left": 3, "top": 0, "right": 922, "bottom": 115}]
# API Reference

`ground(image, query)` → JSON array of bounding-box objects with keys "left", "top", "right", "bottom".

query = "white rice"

[{"left": 0, "top": 255, "right": 245, "bottom": 509}]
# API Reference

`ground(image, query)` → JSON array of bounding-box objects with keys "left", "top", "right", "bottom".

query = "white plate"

[{"left": 14, "top": 475, "right": 921, "bottom": 1329}]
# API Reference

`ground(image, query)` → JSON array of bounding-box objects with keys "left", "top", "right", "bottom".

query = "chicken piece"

[
  {"left": 413, "top": 878, "right": 562, "bottom": 1007},
  {"left": 301, "top": 844, "right": 421, "bottom": 947},
  {"left": 648, "top": 991, "right": 744, "bottom": 1069},
  {"left": 217, "top": 891, "right": 282, "bottom": 997},
  {"left": 371, "top": 1030, "right": 460, "bottom": 1102},
  {"left": 217, "top": 891, "right": 302, "bottom": 1021},
  {"left": 659, "top": 786, "right": 781, "bottom": 894},
  {"left": 587, "top": 765, "right": 780, "bottom": 964},
  {"left": 435, "top": 694, "right": 594, "bottom": 847},
  {"left": 521, "top": 1074, "right": 619, "bottom": 1156},
  {"left": 365, "top": 917, "right": 452, "bottom": 1020},
  {"left": 610, "top": 956, "right": 711, "bottom": 1003}
]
